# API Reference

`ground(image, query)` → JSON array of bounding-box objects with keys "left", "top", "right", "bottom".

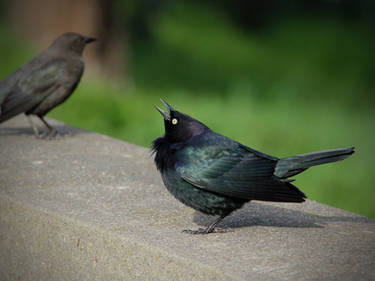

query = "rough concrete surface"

[{"left": 0, "top": 116, "right": 374, "bottom": 281}]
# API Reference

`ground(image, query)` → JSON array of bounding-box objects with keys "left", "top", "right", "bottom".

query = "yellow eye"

[{"left": 171, "top": 118, "right": 178, "bottom": 125}]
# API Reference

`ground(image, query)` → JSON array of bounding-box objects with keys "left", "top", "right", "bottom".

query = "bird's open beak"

[
  {"left": 155, "top": 98, "right": 174, "bottom": 121},
  {"left": 84, "top": 37, "right": 98, "bottom": 44}
]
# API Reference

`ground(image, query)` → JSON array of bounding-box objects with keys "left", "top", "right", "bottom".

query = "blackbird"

[
  {"left": 152, "top": 99, "right": 354, "bottom": 234},
  {"left": 0, "top": 32, "right": 96, "bottom": 138}
]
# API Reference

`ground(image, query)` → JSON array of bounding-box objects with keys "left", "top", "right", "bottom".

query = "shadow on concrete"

[
  {"left": 0, "top": 124, "right": 87, "bottom": 137},
  {"left": 193, "top": 202, "right": 373, "bottom": 230}
]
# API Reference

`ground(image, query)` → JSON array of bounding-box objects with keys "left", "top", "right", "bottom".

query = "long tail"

[{"left": 274, "top": 147, "right": 355, "bottom": 179}]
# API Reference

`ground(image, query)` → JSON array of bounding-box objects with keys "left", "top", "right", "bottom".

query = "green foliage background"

[{"left": 1, "top": 3, "right": 374, "bottom": 218}]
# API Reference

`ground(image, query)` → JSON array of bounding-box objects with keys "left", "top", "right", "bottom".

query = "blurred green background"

[{"left": 1, "top": 1, "right": 374, "bottom": 218}]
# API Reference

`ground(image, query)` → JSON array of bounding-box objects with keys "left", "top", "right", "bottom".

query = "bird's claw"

[{"left": 35, "top": 129, "right": 58, "bottom": 140}]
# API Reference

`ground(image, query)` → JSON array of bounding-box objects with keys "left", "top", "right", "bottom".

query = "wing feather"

[
  {"left": 0, "top": 59, "right": 67, "bottom": 121},
  {"left": 175, "top": 133, "right": 306, "bottom": 202}
]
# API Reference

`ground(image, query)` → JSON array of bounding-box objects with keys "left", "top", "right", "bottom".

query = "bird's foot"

[
  {"left": 182, "top": 227, "right": 232, "bottom": 235},
  {"left": 35, "top": 128, "right": 58, "bottom": 140}
]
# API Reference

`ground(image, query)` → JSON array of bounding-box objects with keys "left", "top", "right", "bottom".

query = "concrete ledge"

[{"left": 1, "top": 116, "right": 374, "bottom": 281}]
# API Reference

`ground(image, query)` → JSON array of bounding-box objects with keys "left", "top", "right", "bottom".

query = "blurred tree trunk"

[{"left": 6, "top": 0, "right": 128, "bottom": 84}]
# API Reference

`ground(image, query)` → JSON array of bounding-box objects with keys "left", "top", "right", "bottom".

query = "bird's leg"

[
  {"left": 38, "top": 116, "right": 58, "bottom": 138},
  {"left": 27, "top": 115, "right": 41, "bottom": 138},
  {"left": 183, "top": 213, "right": 231, "bottom": 235}
]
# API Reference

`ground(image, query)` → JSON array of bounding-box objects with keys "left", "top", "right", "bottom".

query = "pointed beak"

[
  {"left": 155, "top": 98, "right": 174, "bottom": 121},
  {"left": 84, "top": 37, "right": 98, "bottom": 44}
]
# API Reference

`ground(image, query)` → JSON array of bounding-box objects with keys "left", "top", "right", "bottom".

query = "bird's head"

[
  {"left": 155, "top": 99, "right": 208, "bottom": 143},
  {"left": 50, "top": 32, "right": 97, "bottom": 55}
]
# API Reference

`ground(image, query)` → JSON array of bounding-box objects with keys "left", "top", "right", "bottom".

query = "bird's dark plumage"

[
  {"left": 152, "top": 99, "right": 355, "bottom": 234},
  {"left": 0, "top": 32, "right": 96, "bottom": 137}
]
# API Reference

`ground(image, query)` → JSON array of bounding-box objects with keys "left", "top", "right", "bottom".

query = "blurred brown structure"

[{"left": 6, "top": 0, "right": 128, "bottom": 82}]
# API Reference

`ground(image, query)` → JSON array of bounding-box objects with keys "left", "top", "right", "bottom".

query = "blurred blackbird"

[
  {"left": 0, "top": 32, "right": 96, "bottom": 138},
  {"left": 152, "top": 99, "right": 355, "bottom": 234}
]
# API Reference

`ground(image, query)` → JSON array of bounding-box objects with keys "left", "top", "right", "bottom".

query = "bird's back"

[{"left": 0, "top": 48, "right": 84, "bottom": 122}]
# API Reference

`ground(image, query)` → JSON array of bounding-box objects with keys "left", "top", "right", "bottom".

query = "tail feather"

[{"left": 274, "top": 147, "right": 355, "bottom": 179}]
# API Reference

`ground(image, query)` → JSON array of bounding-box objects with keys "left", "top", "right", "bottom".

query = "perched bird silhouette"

[
  {"left": 0, "top": 32, "right": 96, "bottom": 138},
  {"left": 152, "top": 99, "right": 355, "bottom": 234}
]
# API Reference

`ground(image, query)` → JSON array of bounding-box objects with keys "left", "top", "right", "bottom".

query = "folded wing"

[
  {"left": 0, "top": 59, "right": 67, "bottom": 122},
  {"left": 175, "top": 134, "right": 306, "bottom": 202}
]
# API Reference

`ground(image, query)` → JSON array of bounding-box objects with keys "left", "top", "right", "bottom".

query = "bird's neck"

[
  {"left": 46, "top": 46, "right": 83, "bottom": 60},
  {"left": 151, "top": 137, "right": 168, "bottom": 172},
  {"left": 152, "top": 136, "right": 186, "bottom": 172}
]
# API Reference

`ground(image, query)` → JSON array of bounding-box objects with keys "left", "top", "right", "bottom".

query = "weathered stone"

[{"left": 0, "top": 116, "right": 374, "bottom": 280}]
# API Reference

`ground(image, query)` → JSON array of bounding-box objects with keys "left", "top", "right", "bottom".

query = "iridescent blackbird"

[
  {"left": 152, "top": 99, "right": 355, "bottom": 234},
  {"left": 0, "top": 32, "right": 96, "bottom": 138}
]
